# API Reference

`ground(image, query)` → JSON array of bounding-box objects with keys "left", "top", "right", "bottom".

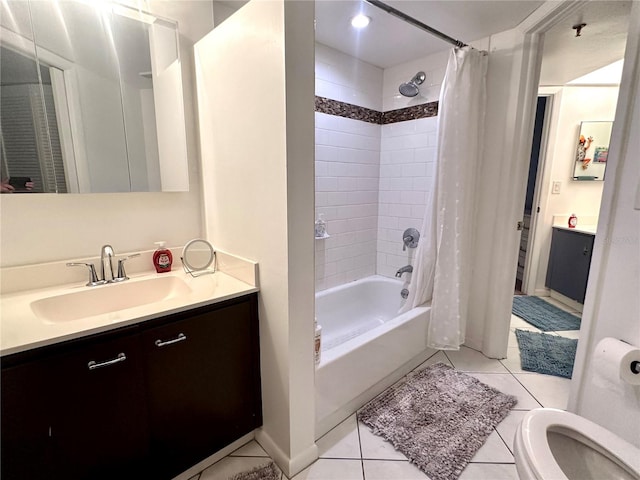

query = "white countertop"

[
  {"left": 552, "top": 224, "right": 597, "bottom": 235},
  {"left": 0, "top": 270, "right": 258, "bottom": 357}
]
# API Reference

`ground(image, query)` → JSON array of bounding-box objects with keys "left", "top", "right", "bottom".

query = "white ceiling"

[
  {"left": 539, "top": 1, "right": 631, "bottom": 86},
  {"left": 314, "top": 0, "right": 544, "bottom": 68},
  {"left": 216, "top": 0, "right": 632, "bottom": 86}
]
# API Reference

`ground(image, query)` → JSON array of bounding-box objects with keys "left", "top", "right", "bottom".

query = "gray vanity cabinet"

[
  {"left": 1, "top": 294, "right": 261, "bottom": 480},
  {"left": 546, "top": 227, "right": 595, "bottom": 303}
]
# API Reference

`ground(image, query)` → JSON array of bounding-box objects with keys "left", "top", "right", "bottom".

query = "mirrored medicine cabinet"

[{"left": 0, "top": 0, "right": 189, "bottom": 194}]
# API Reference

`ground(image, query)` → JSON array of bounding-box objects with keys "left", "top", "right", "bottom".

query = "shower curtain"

[{"left": 400, "top": 46, "right": 488, "bottom": 350}]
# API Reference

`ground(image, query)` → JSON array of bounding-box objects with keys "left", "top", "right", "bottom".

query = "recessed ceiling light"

[{"left": 351, "top": 14, "right": 371, "bottom": 29}]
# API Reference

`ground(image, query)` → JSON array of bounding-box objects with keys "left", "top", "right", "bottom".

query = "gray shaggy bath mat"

[
  {"left": 228, "top": 461, "right": 280, "bottom": 480},
  {"left": 358, "top": 363, "right": 517, "bottom": 480}
]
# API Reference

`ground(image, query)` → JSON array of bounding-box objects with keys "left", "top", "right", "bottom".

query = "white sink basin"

[{"left": 30, "top": 276, "right": 192, "bottom": 323}]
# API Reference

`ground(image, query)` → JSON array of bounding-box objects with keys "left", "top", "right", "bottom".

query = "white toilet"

[{"left": 514, "top": 408, "right": 640, "bottom": 480}]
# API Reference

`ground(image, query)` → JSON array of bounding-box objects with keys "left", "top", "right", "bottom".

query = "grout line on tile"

[
  {"left": 361, "top": 458, "right": 410, "bottom": 462},
  {"left": 508, "top": 369, "right": 544, "bottom": 409},
  {"left": 317, "top": 412, "right": 355, "bottom": 444},
  {"left": 499, "top": 358, "right": 517, "bottom": 374},
  {"left": 356, "top": 410, "right": 366, "bottom": 478},
  {"left": 493, "top": 425, "right": 515, "bottom": 456},
  {"left": 443, "top": 350, "right": 454, "bottom": 367},
  {"left": 230, "top": 454, "right": 272, "bottom": 458},
  {"left": 468, "top": 461, "right": 516, "bottom": 465}
]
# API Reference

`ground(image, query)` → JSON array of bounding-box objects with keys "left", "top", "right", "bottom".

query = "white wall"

[
  {"left": 314, "top": 44, "right": 382, "bottom": 291},
  {"left": 195, "top": 1, "right": 317, "bottom": 476},
  {"left": 382, "top": 50, "right": 449, "bottom": 112},
  {"left": 569, "top": 0, "right": 640, "bottom": 446},
  {"left": 531, "top": 86, "right": 618, "bottom": 295},
  {"left": 316, "top": 43, "right": 383, "bottom": 111},
  {"left": 0, "top": 1, "right": 212, "bottom": 267},
  {"left": 315, "top": 113, "right": 380, "bottom": 291},
  {"left": 314, "top": 43, "right": 447, "bottom": 287},
  {"left": 377, "top": 117, "right": 437, "bottom": 278},
  {"left": 376, "top": 52, "right": 448, "bottom": 280}
]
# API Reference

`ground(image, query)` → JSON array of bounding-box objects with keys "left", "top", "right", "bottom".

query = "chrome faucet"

[
  {"left": 100, "top": 244, "right": 115, "bottom": 283},
  {"left": 67, "top": 245, "right": 139, "bottom": 286},
  {"left": 395, "top": 265, "right": 413, "bottom": 278}
]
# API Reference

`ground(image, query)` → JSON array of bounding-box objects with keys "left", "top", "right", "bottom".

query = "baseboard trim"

[
  {"left": 549, "top": 289, "right": 584, "bottom": 313},
  {"left": 255, "top": 428, "right": 318, "bottom": 478}
]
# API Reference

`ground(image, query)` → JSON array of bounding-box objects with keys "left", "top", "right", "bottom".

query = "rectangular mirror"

[
  {"left": 0, "top": 0, "right": 188, "bottom": 193},
  {"left": 573, "top": 121, "right": 613, "bottom": 181}
]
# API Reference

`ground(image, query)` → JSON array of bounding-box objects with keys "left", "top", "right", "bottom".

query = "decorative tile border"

[
  {"left": 315, "top": 96, "right": 382, "bottom": 124},
  {"left": 381, "top": 102, "right": 439, "bottom": 124},
  {"left": 314, "top": 96, "right": 438, "bottom": 125}
]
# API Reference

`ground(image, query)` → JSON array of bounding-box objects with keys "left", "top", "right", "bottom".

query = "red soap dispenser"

[
  {"left": 153, "top": 241, "right": 173, "bottom": 273},
  {"left": 568, "top": 213, "right": 578, "bottom": 229}
]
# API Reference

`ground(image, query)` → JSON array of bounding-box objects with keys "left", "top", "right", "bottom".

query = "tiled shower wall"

[
  {"left": 314, "top": 44, "right": 383, "bottom": 292},
  {"left": 376, "top": 117, "right": 437, "bottom": 278},
  {"left": 315, "top": 43, "right": 447, "bottom": 291},
  {"left": 315, "top": 113, "right": 380, "bottom": 291}
]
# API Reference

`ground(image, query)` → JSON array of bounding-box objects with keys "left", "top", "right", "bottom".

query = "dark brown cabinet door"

[
  {"left": 1, "top": 295, "right": 261, "bottom": 480},
  {"left": 48, "top": 333, "right": 149, "bottom": 479},
  {"left": 1, "top": 360, "right": 54, "bottom": 480},
  {"left": 142, "top": 300, "right": 261, "bottom": 478}
]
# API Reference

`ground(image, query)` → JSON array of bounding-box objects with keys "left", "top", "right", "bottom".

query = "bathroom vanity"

[
  {"left": 1, "top": 271, "right": 261, "bottom": 480},
  {"left": 546, "top": 226, "right": 596, "bottom": 304}
]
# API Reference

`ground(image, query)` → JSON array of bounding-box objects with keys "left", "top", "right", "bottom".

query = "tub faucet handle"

[{"left": 402, "top": 228, "right": 420, "bottom": 251}]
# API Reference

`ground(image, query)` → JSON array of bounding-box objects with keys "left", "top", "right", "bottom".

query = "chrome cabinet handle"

[
  {"left": 155, "top": 333, "right": 187, "bottom": 347},
  {"left": 88, "top": 353, "right": 126, "bottom": 370}
]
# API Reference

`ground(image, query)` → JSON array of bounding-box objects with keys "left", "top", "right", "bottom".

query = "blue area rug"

[
  {"left": 515, "top": 329, "right": 578, "bottom": 379},
  {"left": 512, "top": 296, "right": 581, "bottom": 331}
]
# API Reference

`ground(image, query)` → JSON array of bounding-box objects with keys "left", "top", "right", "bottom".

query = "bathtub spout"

[{"left": 395, "top": 265, "right": 413, "bottom": 278}]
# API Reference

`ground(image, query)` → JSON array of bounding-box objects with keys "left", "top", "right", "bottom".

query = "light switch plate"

[{"left": 552, "top": 181, "right": 561, "bottom": 194}]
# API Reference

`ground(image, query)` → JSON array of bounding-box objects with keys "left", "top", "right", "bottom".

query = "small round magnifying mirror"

[{"left": 181, "top": 239, "right": 216, "bottom": 277}]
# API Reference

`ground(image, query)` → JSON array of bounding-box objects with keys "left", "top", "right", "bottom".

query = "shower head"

[{"left": 398, "top": 71, "right": 426, "bottom": 97}]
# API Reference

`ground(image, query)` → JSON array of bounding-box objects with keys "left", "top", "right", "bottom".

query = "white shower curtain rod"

[{"left": 364, "top": 0, "right": 468, "bottom": 49}]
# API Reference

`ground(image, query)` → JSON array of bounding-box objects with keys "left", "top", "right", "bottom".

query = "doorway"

[
  {"left": 515, "top": 95, "right": 548, "bottom": 295},
  {"left": 508, "top": 0, "right": 630, "bottom": 377}
]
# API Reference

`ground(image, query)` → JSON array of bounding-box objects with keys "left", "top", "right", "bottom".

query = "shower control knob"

[{"left": 402, "top": 228, "right": 420, "bottom": 251}]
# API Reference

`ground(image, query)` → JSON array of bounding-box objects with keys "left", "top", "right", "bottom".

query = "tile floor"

[{"left": 190, "top": 297, "right": 581, "bottom": 480}]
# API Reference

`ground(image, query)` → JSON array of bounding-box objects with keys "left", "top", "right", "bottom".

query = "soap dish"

[{"left": 315, "top": 233, "right": 331, "bottom": 240}]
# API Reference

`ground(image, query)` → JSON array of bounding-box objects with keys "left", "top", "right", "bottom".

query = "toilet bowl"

[{"left": 514, "top": 408, "right": 640, "bottom": 480}]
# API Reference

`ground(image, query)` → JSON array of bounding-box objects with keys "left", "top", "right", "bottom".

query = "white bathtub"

[{"left": 314, "top": 275, "right": 433, "bottom": 437}]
